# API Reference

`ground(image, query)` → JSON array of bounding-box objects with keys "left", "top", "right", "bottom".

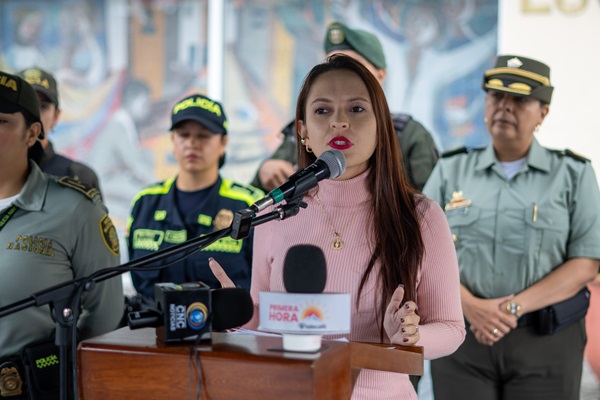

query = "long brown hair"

[{"left": 295, "top": 54, "right": 425, "bottom": 338}]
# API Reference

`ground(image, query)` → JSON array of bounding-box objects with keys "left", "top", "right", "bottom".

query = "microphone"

[
  {"left": 258, "top": 245, "right": 351, "bottom": 352},
  {"left": 252, "top": 149, "right": 346, "bottom": 212},
  {"left": 283, "top": 245, "right": 327, "bottom": 294},
  {"left": 128, "top": 283, "right": 253, "bottom": 343},
  {"left": 211, "top": 287, "right": 254, "bottom": 331}
]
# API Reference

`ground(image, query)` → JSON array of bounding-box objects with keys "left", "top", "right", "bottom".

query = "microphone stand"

[{"left": 0, "top": 198, "right": 306, "bottom": 400}]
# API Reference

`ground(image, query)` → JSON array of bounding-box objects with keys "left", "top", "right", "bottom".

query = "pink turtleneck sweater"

[{"left": 247, "top": 170, "right": 465, "bottom": 399}]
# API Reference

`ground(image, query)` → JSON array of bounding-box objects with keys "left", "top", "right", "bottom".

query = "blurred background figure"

[
  {"left": 127, "top": 93, "right": 263, "bottom": 302},
  {"left": 18, "top": 66, "right": 101, "bottom": 192}
]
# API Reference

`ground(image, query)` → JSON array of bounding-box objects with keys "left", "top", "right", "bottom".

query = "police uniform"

[
  {"left": 423, "top": 55, "right": 600, "bottom": 400},
  {"left": 0, "top": 162, "right": 123, "bottom": 359},
  {"left": 39, "top": 141, "right": 101, "bottom": 192},
  {"left": 127, "top": 176, "right": 263, "bottom": 300}
]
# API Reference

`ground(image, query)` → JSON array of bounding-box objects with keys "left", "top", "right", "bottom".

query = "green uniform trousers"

[{"left": 431, "top": 319, "right": 586, "bottom": 400}]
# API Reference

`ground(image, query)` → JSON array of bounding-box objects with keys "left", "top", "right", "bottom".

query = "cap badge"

[
  {"left": 445, "top": 191, "right": 472, "bottom": 211},
  {"left": 23, "top": 69, "right": 50, "bottom": 89},
  {"left": 507, "top": 57, "right": 523, "bottom": 69},
  {"left": 329, "top": 27, "right": 344, "bottom": 45}
]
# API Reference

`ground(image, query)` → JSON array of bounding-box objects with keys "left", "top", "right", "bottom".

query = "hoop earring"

[{"left": 300, "top": 137, "right": 313, "bottom": 153}]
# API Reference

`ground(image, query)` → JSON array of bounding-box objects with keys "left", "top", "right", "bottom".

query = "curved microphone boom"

[{"left": 252, "top": 149, "right": 346, "bottom": 212}]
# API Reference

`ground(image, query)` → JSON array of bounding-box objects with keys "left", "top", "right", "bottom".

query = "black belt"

[{"left": 517, "top": 312, "right": 536, "bottom": 328}]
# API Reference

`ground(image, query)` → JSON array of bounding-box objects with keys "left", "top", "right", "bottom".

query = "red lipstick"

[{"left": 328, "top": 136, "right": 352, "bottom": 150}]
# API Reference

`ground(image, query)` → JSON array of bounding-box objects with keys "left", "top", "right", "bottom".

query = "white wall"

[{"left": 499, "top": 0, "right": 600, "bottom": 173}]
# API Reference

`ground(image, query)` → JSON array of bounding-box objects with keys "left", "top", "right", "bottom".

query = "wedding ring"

[{"left": 492, "top": 328, "right": 499, "bottom": 335}]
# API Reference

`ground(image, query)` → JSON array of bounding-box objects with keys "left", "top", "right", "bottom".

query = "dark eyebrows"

[
  {"left": 310, "top": 97, "right": 332, "bottom": 105},
  {"left": 309, "top": 96, "right": 370, "bottom": 105}
]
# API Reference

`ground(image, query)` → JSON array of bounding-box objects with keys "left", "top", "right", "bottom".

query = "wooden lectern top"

[
  {"left": 79, "top": 328, "right": 351, "bottom": 400},
  {"left": 78, "top": 328, "right": 423, "bottom": 400}
]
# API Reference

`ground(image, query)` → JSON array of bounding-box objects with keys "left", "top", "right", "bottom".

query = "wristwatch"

[{"left": 505, "top": 301, "right": 522, "bottom": 316}]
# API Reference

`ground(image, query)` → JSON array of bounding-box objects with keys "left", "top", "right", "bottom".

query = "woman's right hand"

[
  {"left": 462, "top": 294, "right": 518, "bottom": 345},
  {"left": 208, "top": 257, "right": 236, "bottom": 288}
]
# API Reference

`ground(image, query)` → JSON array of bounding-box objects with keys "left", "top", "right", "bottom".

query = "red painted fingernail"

[
  {"left": 402, "top": 328, "right": 406, "bottom": 333},
  {"left": 401, "top": 318, "right": 405, "bottom": 323},
  {"left": 405, "top": 303, "right": 411, "bottom": 309},
  {"left": 403, "top": 338, "right": 409, "bottom": 343}
]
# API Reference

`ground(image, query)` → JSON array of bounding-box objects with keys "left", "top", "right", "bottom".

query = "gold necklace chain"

[{"left": 315, "top": 194, "right": 360, "bottom": 250}]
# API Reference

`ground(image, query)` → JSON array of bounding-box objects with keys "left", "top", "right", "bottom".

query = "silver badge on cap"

[
  {"left": 507, "top": 57, "right": 523, "bottom": 69},
  {"left": 329, "top": 27, "right": 344, "bottom": 45}
]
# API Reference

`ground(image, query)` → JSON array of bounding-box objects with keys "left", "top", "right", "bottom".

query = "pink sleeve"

[
  {"left": 415, "top": 198, "right": 466, "bottom": 359},
  {"left": 244, "top": 216, "right": 273, "bottom": 330}
]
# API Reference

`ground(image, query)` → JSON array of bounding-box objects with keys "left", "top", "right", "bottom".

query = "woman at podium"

[{"left": 210, "top": 54, "right": 465, "bottom": 399}]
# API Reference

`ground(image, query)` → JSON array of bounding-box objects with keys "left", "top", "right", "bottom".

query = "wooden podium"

[{"left": 78, "top": 328, "right": 423, "bottom": 399}]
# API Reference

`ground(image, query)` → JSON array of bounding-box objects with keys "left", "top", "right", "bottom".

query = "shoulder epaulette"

[
  {"left": 441, "top": 147, "right": 468, "bottom": 158},
  {"left": 550, "top": 149, "right": 590, "bottom": 163},
  {"left": 130, "top": 179, "right": 173, "bottom": 208},
  {"left": 391, "top": 113, "right": 412, "bottom": 132},
  {"left": 441, "top": 146, "right": 485, "bottom": 158},
  {"left": 58, "top": 177, "right": 100, "bottom": 201},
  {"left": 224, "top": 180, "right": 265, "bottom": 203}
]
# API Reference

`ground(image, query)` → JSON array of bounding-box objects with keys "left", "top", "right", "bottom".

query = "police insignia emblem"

[
  {"left": 99, "top": 214, "right": 120, "bottom": 256},
  {"left": 445, "top": 191, "right": 472, "bottom": 211},
  {"left": 0, "top": 364, "right": 23, "bottom": 397},
  {"left": 329, "top": 27, "right": 344, "bottom": 45},
  {"left": 58, "top": 177, "right": 99, "bottom": 200},
  {"left": 213, "top": 209, "right": 234, "bottom": 231},
  {"left": 507, "top": 57, "right": 523, "bottom": 69}
]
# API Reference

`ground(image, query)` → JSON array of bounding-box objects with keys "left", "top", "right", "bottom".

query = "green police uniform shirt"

[
  {"left": 423, "top": 138, "right": 600, "bottom": 299},
  {"left": 0, "top": 162, "right": 123, "bottom": 358}
]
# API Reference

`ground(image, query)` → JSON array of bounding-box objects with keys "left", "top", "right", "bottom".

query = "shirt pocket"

[
  {"left": 445, "top": 206, "right": 481, "bottom": 262},
  {"left": 524, "top": 206, "right": 569, "bottom": 280},
  {"left": 445, "top": 206, "right": 480, "bottom": 244}
]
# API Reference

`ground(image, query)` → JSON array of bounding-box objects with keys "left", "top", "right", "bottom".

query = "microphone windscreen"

[
  {"left": 211, "top": 287, "right": 254, "bottom": 331},
  {"left": 283, "top": 245, "right": 327, "bottom": 293},
  {"left": 318, "top": 149, "right": 346, "bottom": 179}
]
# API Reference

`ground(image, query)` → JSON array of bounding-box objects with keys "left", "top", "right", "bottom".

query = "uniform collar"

[
  {"left": 475, "top": 144, "right": 497, "bottom": 171},
  {"left": 14, "top": 161, "right": 48, "bottom": 212},
  {"left": 525, "top": 138, "right": 551, "bottom": 172},
  {"left": 475, "top": 138, "right": 550, "bottom": 173}
]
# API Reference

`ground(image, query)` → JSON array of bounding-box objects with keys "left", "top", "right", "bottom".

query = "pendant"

[{"left": 332, "top": 236, "right": 343, "bottom": 250}]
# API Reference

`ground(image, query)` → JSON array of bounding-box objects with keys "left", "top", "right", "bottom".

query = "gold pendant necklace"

[{"left": 315, "top": 194, "right": 359, "bottom": 250}]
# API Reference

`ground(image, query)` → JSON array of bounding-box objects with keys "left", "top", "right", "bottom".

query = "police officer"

[
  {"left": 0, "top": 71, "right": 123, "bottom": 398},
  {"left": 127, "top": 94, "right": 264, "bottom": 301},
  {"left": 17, "top": 67, "right": 101, "bottom": 192},
  {"left": 423, "top": 55, "right": 600, "bottom": 400},
  {"left": 252, "top": 21, "right": 438, "bottom": 192}
]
